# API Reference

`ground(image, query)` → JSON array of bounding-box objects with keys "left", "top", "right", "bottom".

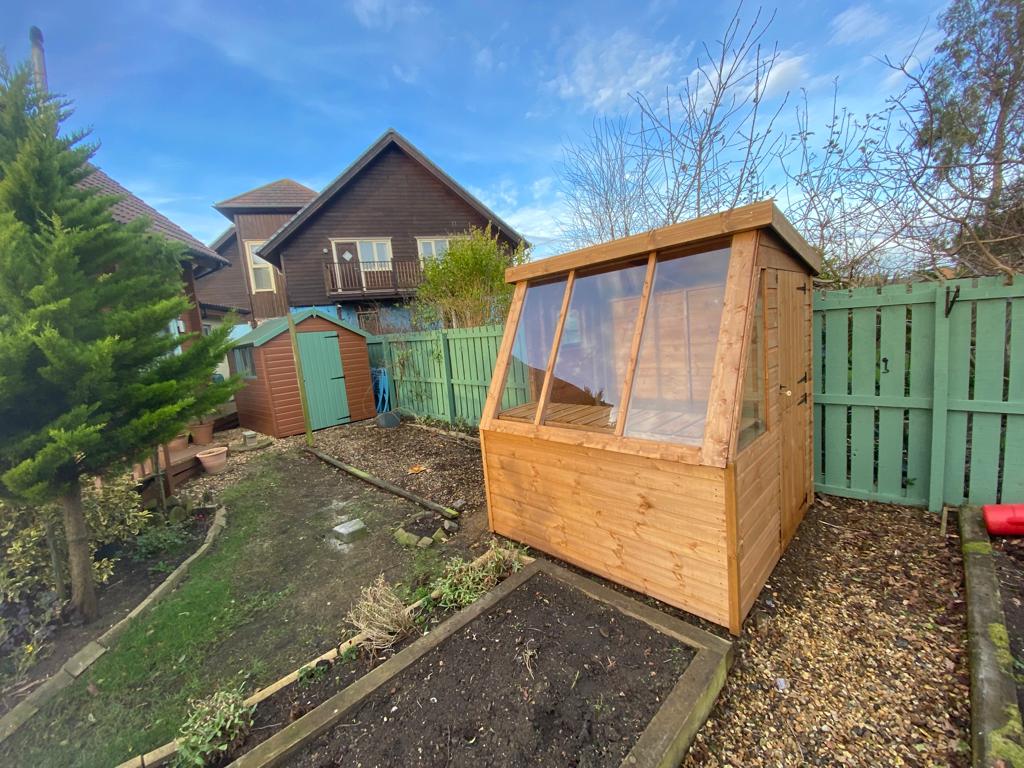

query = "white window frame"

[
  {"left": 416, "top": 236, "right": 452, "bottom": 264},
  {"left": 244, "top": 240, "right": 275, "bottom": 293},
  {"left": 330, "top": 237, "right": 393, "bottom": 290}
]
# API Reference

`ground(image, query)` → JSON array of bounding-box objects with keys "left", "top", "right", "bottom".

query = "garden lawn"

[{"left": 0, "top": 450, "right": 438, "bottom": 768}]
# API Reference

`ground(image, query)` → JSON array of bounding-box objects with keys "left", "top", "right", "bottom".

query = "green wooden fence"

[
  {"left": 812, "top": 276, "right": 1024, "bottom": 511},
  {"left": 367, "top": 325, "right": 528, "bottom": 426},
  {"left": 367, "top": 276, "right": 1022, "bottom": 512}
]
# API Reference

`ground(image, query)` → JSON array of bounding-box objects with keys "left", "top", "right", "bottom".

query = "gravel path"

[{"left": 684, "top": 496, "right": 970, "bottom": 767}]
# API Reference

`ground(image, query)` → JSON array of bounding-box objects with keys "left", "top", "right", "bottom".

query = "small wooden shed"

[
  {"left": 229, "top": 310, "right": 376, "bottom": 438},
  {"left": 479, "top": 201, "right": 819, "bottom": 633}
]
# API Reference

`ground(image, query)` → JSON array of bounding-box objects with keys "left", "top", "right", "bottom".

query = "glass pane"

[
  {"left": 375, "top": 241, "right": 390, "bottom": 262},
  {"left": 623, "top": 248, "right": 731, "bottom": 444},
  {"left": 252, "top": 266, "right": 273, "bottom": 291},
  {"left": 247, "top": 241, "right": 269, "bottom": 265},
  {"left": 738, "top": 275, "right": 766, "bottom": 450},
  {"left": 544, "top": 261, "right": 648, "bottom": 432},
  {"left": 435, "top": 239, "right": 449, "bottom": 256},
  {"left": 420, "top": 241, "right": 434, "bottom": 258},
  {"left": 496, "top": 278, "right": 568, "bottom": 421}
]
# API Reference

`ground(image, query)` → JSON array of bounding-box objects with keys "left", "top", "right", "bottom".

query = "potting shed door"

[
  {"left": 778, "top": 270, "right": 812, "bottom": 545},
  {"left": 296, "top": 332, "right": 351, "bottom": 429}
]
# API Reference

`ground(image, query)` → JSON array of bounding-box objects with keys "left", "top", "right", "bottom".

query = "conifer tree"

[{"left": 0, "top": 59, "right": 238, "bottom": 621}]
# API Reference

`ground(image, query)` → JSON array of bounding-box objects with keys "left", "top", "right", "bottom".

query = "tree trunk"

[
  {"left": 60, "top": 477, "right": 97, "bottom": 622},
  {"left": 44, "top": 519, "right": 67, "bottom": 603}
]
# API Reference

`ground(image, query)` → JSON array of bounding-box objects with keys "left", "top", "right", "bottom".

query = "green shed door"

[{"left": 296, "top": 332, "right": 351, "bottom": 430}]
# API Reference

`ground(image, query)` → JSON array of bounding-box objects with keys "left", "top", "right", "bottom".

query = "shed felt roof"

[
  {"left": 505, "top": 200, "right": 820, "bottom": 282},
  {"left": 233, "top": 309, "right": 368, "bottom": 347},
  {"left": 257, "top": 129, "right": 528, "bottom": 267},
  {"left": 77, "top": 168, "right": 227, "bottom": 271},
  {"left": 213, "top": 179, "right": 316, "bottom": 215}
]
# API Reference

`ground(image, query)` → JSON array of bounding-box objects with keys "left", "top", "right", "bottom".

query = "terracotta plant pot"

[
  {"left": 189, "top": 421, "right": 215, "bottom": 445},
  {"left": 167, "top": 433, "right": 189, "bottom": 452},
  {"left": 196, "top": 446, "right": 229, "bottom": 475}
]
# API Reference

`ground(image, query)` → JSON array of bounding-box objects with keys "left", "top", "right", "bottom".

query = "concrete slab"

[
  {"left": 331, "top": 518, "right": 366, "bottom": 542},
  {"left": 0, "top": 701, "right": 39, "bottom": 744},
  {"left": 23, "top": 668, "right": 74, "bottom": 708}
]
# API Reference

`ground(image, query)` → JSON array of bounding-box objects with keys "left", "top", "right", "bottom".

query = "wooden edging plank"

[
  {"left": 959, "top": 506, "right": 1024, "bottom": 766},
  {"left": 229, "top": 559, "right": 732, "bottom": 768},
  {"left": 0, "top": 506, "right": 228, "bottom": 748},
  {"left": 306, "top": 447, "right": 459, "bottom": 519}
]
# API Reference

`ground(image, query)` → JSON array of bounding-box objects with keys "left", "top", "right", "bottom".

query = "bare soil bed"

[
  {"left": 288, "top": 571, "right": 694, "bottom": 768},
  {"left": 0, "top": 512, "right": 211, "bottom": 717},
  {"left": 306, "top": 422, "right": 489, "bottom": 548},
  {"left": 992, "top": 537, "right": 1024, "bottom": 714}
]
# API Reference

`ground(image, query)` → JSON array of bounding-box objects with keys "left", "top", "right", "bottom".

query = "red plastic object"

[{"left": 983, "top": 504, "right": 1024, "bottom": 536}]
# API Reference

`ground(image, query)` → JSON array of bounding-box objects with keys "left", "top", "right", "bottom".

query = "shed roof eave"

[{"left": 505, "top": 201, "right": 819, "bottom": 283}]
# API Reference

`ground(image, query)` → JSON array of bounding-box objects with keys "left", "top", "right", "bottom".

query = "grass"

[
  {"left": 0, "top": 451, "right": 416, "bottom": 768},
  {"left": 0, "top": 458, "right": 287, "bottom": 767}
]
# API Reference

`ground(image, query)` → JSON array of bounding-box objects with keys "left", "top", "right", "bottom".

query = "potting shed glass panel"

[
  {"left": 622, "top": 247, "right": 730, "bottom": 444},
  {"left": 737, "top": 276, "right": 767, "bottom": 450},
  {"left": 497, "top": 277, "right": 568, "bottom": 417},
  {"left": 543, "top": 259, "right": 648, "bottom": 432}
]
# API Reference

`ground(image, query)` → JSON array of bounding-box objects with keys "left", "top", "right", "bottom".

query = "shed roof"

[
  {"left": 214, "top": 179, "right": 317, "bottom": 215},
  {"left": 233, "top": 309, "right": 368, "bottom": 347},
  {"left": 257, "top": 129, "right": 527, "bottom": 266},
  {"left": 505, "top": 201, "right": 819, "bottom": 282},
  {"left": 77, "top": 168, "right": 228, "bottom": 272}
]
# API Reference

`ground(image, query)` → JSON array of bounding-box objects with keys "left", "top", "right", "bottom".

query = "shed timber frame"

[{"left": 479, "top": 201, "right": 819, "bottom": 633}]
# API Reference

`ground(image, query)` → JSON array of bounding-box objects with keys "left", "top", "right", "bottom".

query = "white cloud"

[
  {"left": 470, "top": 178, "right": 566, "bottom": 256},
  {"left": 391, "top": 63, "right": 419, "bottom": 84},
  {"left": 475, "top": 47, "right": 494, "bottom": 72},
  {"left": 763, "top": 54, "right": 809, "bottom": 99},
  {"left": 547, "top": 31, "right": 690, "bottom": 112},
  {"left": 830, "top": 5, "right": 889, "bottom": 45},
  {"left": 350, "top": 0, "right": 427, "bottom": 30}
]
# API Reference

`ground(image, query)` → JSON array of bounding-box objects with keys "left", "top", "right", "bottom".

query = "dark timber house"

[
  {"left": 257, "top": 129, "right": 527, "bottom": 334},
  {"left": 197, "top": 179, "right": 317, "bottom": 323}
]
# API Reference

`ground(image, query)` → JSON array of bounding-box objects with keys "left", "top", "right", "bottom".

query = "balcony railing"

[{"left": 324, "top": 259, "right": 424, "bottom": 295}]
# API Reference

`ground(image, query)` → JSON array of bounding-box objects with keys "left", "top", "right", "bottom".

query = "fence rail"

[
  {"left": 812, "top": 276, "right": 1023, "bottom": 511},
  {"left": 368, "top": 275, "right": 1022, "bottom": 511}
]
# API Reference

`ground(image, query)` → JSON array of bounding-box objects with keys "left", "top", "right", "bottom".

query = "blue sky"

[{"left": 3, "top": 0, "right": 945, "bottom": 256}]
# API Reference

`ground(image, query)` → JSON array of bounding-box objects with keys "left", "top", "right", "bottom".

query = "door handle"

[{"left": 780, "top": 385, "right": 792, "bottom": 397}]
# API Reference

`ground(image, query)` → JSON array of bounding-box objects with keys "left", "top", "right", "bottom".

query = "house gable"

[
  {"left": 195, "top": 227, "right": 253, "bottom": 314},
  {"left": 264, "top": 139, "right": 524, "bottom": 307}
]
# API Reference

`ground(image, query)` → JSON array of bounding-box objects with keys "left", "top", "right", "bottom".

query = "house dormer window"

[
  {"left": 416, "top": 237, "right": 450, "bottom": 262},
  {"left": 245, "top": 240, "right": 275, "bottom": 292}
]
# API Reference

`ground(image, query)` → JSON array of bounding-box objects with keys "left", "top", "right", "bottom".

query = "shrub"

[
  {"left": 173, "top": 687, "right": 254, "bottom": 767},
  {"left": 431, "top": 540, "right": 525, "bottom": 610},
  {"left": 133, "top": 523, "right": 190, "bottom": 561},
  {"left": 345, "top": 576, "right": 415, "bottom": 651}
]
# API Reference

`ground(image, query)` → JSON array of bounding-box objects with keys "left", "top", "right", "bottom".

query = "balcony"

[{"left": 324, "top": 258, "right": 424, "bottom": 297}]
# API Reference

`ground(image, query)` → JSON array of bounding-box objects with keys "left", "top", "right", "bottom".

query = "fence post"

[
  {"left": 440, "top": 330, "right": 457, "bottom": 424},
  {"left": 927, "top": 284, "right": 950, "bottom": 512},
  {"left": 383, "top": 338, "right": 399, "bottom": 412}
]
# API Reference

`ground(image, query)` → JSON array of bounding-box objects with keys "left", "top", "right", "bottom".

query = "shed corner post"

[
  {"left": 287, "top": 313, "right": 314, "bottom": 446},
  {"left": 927, "top": 284, "right": 950, "bottom": 513},
  {"left": 440, "top": 328, "right": 457, "bottom": 425}
]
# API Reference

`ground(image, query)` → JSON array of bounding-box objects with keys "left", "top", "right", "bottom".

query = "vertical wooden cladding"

[
  {"left": 278, "top": 145, "right": 519, "bottom": 306},
  {"left": 235, "top": 212, "right": 293, "bottom": 320},
  {"left": 197, "top": 230, "right": 253, "bottom": 315},
  {"left": 483, "top": 429, "right": 731, "bottom": 627},
  {"left": 232, "top": 316, "right": 375, "bottom": 438}
]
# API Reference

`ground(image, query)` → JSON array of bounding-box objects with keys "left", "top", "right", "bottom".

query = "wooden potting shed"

[
  {"left": 479, "top": 201, "right": 819, "bottom": 633},
  {"left": 229, "top": 310, "right": 376, "bottom": 438}
]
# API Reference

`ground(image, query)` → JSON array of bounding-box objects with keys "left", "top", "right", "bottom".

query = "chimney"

[{"left": 29, "top": 26, "right": 48, "bottom": 91}]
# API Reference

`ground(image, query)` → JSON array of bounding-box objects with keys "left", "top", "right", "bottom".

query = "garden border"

[
  {"left": 114, "top": 546, "right": 522, "bottom": 768},
  {"left": 0, "top": 506, "right": 228, "bottom": 745},
  {"left": 228, "top": 559, "right": 733, "bottom": 768},
  {"left": 959, "top": 506, "right": 1024, "bottom": 767}
]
